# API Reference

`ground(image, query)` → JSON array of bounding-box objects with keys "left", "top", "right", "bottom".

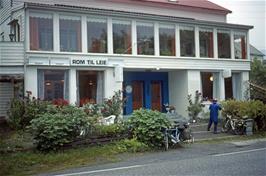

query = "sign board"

[{"left": 71, "top": 58, "right": 108, "bottom": 66}]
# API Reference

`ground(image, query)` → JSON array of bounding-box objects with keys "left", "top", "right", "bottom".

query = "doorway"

[
  {"left": 132, "top": 81, "right": 144, "bottom": 110},
  {"left": 151, "top": 81, "right": 162, "bottom": 111}
]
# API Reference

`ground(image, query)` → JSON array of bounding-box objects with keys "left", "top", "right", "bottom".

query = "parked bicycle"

[
  {"left": 221, "top": 115, "right": 246, "bottom": 135},
  {"left": 162, "top": 121, "right": 194, "bottom": 151}
]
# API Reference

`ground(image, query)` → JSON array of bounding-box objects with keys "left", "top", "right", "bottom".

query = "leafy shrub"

[
  {"left": 82, "top": 103, "right": 103, "bottom": 117},
  {"left": 29, "top": 106, "right": 90, "bottom": 151},
  {"left": 221, "top": 100, "right": 266, "bottom": 131},
  {"left": 221, "top": 100, "right": 246, "bottom": 118},
  {"left": 101, "top": 90, "right": 125, "bottom": 117},
  {"left": 128, "top": 109, "right": 170, "bottom": 148},
  {"left": 7, "top": 98, "right": 25, "bottom": 130},
  {"left": 116, "top": 138, "right": 150, "bottom": 153},
  {"left": 187, "top": 90, "right": 204, "bottom": 121},
  {"left": 7, "top": 97, "right": 51, "bottom": 130},
  {"left": 93, "top": 123, "right": 128, "bottom": 137}
]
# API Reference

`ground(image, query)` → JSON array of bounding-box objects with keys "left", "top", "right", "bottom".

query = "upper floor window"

[
  {"left": 159, "top": 25, "right": 175, "bottom": 56},
  {"left": 180, "top": 26, "right": 195, "bottom": 57},
  {"left": 218, "top": 30, "right": 231, "bottom": 58},
  {"left": 234, "top": 33, "right": 247, "bottom": 59},
  {"left": 199, "top": 28, "right": 213, "bottom": 58},
  {"left": 30, "top": 13, "right": 53, "bottom": 51},
  {"left": 113, "top": 20, "right": 132, "bottom": 54},
  {"left": 87, "top": 18, "right": 107, "bottom": 53},
  {"left": 137, "top": 22, "right": 154, "bottom": 55},
  {"left": 60, "top": 15, "right": 81, "bottom": 52}
]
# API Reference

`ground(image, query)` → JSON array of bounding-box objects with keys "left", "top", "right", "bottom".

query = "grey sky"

[{"left": 209, "top": 0, "right": 266, "bottom": 54}]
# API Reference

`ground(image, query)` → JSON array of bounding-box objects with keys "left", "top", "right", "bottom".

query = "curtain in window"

[
  {"left": 30, "top": 17, "right": 39, "bottom": 50},
  {"left": 37, "top": 70, "right": 44, "bottom": 100},
  {"left": 96, "top": 72, "right": 104, "bottom": 104},
  {"left": 241, "top": 37, "right": 246, "bottom": 59},
  {"left": 208, "top": 32, "right": 213, "bottom": 58}
]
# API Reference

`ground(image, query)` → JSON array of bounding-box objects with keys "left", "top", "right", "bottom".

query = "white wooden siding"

[
  {"left": 0, "top": 42, "right": 24, "bottom": 65},
  {"left": 0, "top": 82, "right": 13, "bottom": 118},
  {"left": 0, "top": 0, "right": 11, "bottom": 24}
]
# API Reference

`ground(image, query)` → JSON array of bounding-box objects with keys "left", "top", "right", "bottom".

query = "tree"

[{"left": 249, "top": 58, "right": 266, "bottom": 103}]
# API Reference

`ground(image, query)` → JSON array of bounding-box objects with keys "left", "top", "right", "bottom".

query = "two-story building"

[{"left": 0, "top": 0, "right": 252, "bottom": 118}]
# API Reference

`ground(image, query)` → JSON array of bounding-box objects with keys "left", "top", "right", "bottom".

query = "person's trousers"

[{"left": 207, "top": 119, "right": 218, "bottom": 132}]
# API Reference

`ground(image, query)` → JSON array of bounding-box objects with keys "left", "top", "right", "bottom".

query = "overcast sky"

[{"left": 209, "top": 0, "right": 266, "bottom": 54}]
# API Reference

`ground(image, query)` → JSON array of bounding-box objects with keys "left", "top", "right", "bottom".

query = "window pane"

[
  {"left": 30, "top": 15, "right": 53, "bottom": 51},
  {"left": 218, "top": 32, "right": 231, "bottom": 58},
  {"left": 87, "top": 20, "right": 107, "bottom": 53},
  {"left": 234, "top": 34, "right": 246, "bottom": 59},
  {"left": 201, "top": 72, "right": 213, "bottom": 101},
  {"left": 78, "top": 71, "right": 104, "bottom": 106},
  {"left": 159, "top": 28, "right": 175, "bottom": 56},
  {"left": 137, "top": 24, "right": 154, "bottom": 55},
  {"left": 60, "top": 17, "right": 81, "bottom": 52},
  {"left": 200, "top": 31, "right": 213, "bottom": 58},
  {"left": 113, "top": 22, "right": 131, "bottom": 54},
  {"left": 44, "top": 70, "right": 66, "bottom": 101},
  {"left": 180, "top": 29, "right": 195, "bottom": 57}
]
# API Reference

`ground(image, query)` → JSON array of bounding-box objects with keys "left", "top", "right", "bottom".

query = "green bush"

[
  {"left": 29, "top": 106, "right": 90, "bottom": 151},
  {"left": 128, "top": 109, "right": 170, "bottom": 148},
  {"left": 187, "top": 90, "right": 204, "bottom": 121},
  {"left": 7, "top": 97, "right": 51, "bottom": 130},
  {"left": 7, "top": 98, "right": 25, "bottom": 130},
  {"left": 102, "top": 90, "right": 125, "bottom": 118},
  {"left": 116, "top": 138, "right": 150, "bottom": 153},
  {"left": 221, "top": 100, "right": 266, "bottom": 131},
  {"left": 93, "top": 123, "right": 128, "bottom": 137}
]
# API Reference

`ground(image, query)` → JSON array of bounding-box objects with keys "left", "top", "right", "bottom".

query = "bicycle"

[
  {"left": 221, "top": 115, "right": 246, "bottom": 135},
  {"left": 162, "top": 121, "right": 194, "bottom": 151}
]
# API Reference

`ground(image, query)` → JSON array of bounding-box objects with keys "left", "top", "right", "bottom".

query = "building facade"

[{"left": 0, "top": 0, "right": 252, "bottom": 117}]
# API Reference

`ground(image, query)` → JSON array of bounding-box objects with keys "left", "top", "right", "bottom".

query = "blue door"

[{"left": 124, "top": 72, "right": 169, "bottom": 115}]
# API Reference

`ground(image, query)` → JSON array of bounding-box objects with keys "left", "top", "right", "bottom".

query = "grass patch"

[{"left": 0, "top": 138, "right": 150, "bottom": 176}]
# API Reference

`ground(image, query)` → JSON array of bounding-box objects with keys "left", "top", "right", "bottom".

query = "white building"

[{"left": 0, "top": 0, "right": 252, "bottom": 118}]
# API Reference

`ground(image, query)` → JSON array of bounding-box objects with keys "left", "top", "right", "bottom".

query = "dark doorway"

[
  {"left": 151, "top": 81, "right": 162, "bottom": 111},
  {"left": 132, "top": 81, "right": 144, "bottom": 110}
]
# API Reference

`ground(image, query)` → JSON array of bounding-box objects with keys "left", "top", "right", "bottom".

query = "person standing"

[{"left": 208, "top": 98, "right": 222, "bottom": 134}]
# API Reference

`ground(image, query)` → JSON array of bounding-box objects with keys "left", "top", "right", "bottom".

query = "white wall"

[
  {"left": 169, "top": 70, "right": 188, "bottom": 117},
  {"left": 169, "top": 70, "right": 202, "bottom": 118},
  {"left": 187, "top": 70, "right": 202, "bottom": 101},
  {"left": 241, "top": 71, "right": 249, "bottom": 100},
  {"left": 24, "top": 66, "right": 38, "bottom": 98},
  {"left": 104, "top": 68, "right": 122, "bottom": 99}
]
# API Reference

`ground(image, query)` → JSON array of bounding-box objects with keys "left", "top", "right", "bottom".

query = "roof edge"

[{"left": 24, "top": 2, "right": 253, "bottom": 30}]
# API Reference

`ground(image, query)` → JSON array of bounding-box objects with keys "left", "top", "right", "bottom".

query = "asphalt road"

[{"left": 44, "top": 139, "right": 266, "bottom": 176}]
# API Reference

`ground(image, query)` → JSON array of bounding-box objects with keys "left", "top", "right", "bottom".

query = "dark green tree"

[{"left": 249, "top": 58, "right": 266, "bottom": 103}]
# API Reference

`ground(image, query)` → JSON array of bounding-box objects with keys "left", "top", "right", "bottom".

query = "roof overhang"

[{"left": 25, "top": 2, "right": 253, "bottom": 30}]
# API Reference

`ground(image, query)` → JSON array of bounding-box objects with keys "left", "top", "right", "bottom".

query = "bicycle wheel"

[{"left": 222, "top": 121, "right": 230, "bottom": 133}]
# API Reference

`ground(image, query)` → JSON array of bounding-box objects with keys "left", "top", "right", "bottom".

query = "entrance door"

[
  {"left": 132, "top": 81, "right": 143, "bottom": 110},
  {"left": 151, "top": 81, "right": 162, "bottom": 111}
]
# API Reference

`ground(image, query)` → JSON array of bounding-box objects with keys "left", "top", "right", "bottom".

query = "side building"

[{"left": 0, "top": 0, "right": 252, "bottom": 118}]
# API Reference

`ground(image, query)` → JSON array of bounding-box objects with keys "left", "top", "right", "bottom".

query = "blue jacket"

[{"left": 209, "top": 102, "right": 221, "bottom": 122}]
